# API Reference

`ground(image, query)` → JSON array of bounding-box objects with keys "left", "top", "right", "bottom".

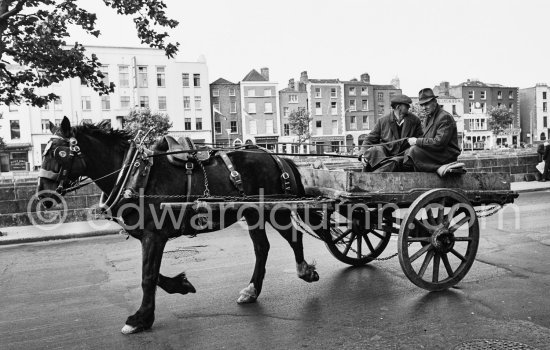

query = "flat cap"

[{"left": 390, "top": 94, "right": 412, "bottom": 106}]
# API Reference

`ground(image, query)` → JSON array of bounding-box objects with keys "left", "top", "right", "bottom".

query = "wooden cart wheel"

[
  {"left": 398, "top": 189, "right": 479, "bottom": 291},
  {"left": 324, "top": 206, "right": 396, "bottom": 266}
]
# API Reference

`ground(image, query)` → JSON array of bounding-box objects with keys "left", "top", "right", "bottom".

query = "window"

[
  {"left": 247, "top": 89, "right": 255, "bottom": 97},
  {"left": 508, "top": 90, "right": 513, "bottom": 99},
  {"left": 248, "top": 102, "right": 256, "bottom": 114},
  {"left": 54, "top": 119, "right": 62, "bottom": 127},
  {"left": 316, "top": 120, "right": 322, "bottom": 128},
  {"left": 196, "top": 118, "right": 202, "bottom": 130},
  {"left": 230, "top": 101, "right": 236, "bottom": 113},
  {"left": 497, "top": 91, "right": 502, "bottom": 99},
  {"left": 249, "top": 120, "right": 257, "bottom": 134},
  {"left": 156, "top": 66, "right": 165, "bottom": 87},
  {"left": 8, "top": 104, "right": 18, "bottom": 112},
  {"left": 362, "top": 100, "right": 368, "bottom": 111},
  {"left": 116, "top": 116, "right": 124, "bottom": 129},
  {"left": 480, "top": 102, "right": 486, "bottom": 113},
  {"left": 331, "top": 141, "right": 339, "bottom": 153},
  {"left": 283, "top": 107, "right": 289, "bottom": 117},
  {"left": 315, "top": 102, "right": 322, "bottom": 115},
  {"left": 194, "top": 96, "right": 201, "bottom": 109},
  {"left": 349, "top": 99, "right": 356, "bottom": 111},
  {"left": 544, "top": 102, "right": 548, "bottom": 112},
  {"left": 544, "top": 116, "right": 548, "bottom": 128},
  {"left": 41, "top": 119, "right": 50, "bottom": 133},
  {"left": 120, "top": 96, "right": 130, "bottom": 108},
  {"left": 139, "top": 96, "right": 149, "bottom": 108},
  {"left": 43, "top": 102, "right": 50, "bottom": 110},
  {"left": 331, "top": 88, "right": 337, "bottom": 98},
  {"left": 81, "top": 96, "right": 91, "bottom": 110},
  {"left": 315, "top": 88, "right": 321, "bottom": 98},
  {"left": 138, "top": 66, "right": 148, "bottom": 87},
  {"left": 215, "top": 121, "right": 221, "bottom": 133},
  {"left": 377, "top": 92, "right": 383, "bottom": 101},
  {"left": 497, "top": 102, "right": 502, "bottom": 107},
  {"left": 362, "top": 115, "right": 369, "bottom": 129},
  {"left": 101, "top": 96, "right": 110, "bottom": 110},
  {"left": 480, "top": 91, "right": 486, "bottom": 100},
  {"left": 289, "top": 94, "right": 298, "bottom": 103},
  {"left": 213, "top": 88, "right": 220, "bottom": 97},
  {"left": 193, "top": 74, "right": 200, "bottom": 87},
  {"left": 349, "top": 87, "right": 356, "bottom": 96},
  {"left": 100, "top": 65, "right": 109, "bottom": 85},
  {"left": 331, "top": 101, "right": 337, "bottom": 115},
  {"left": 508, "top": 103, "right": 513, "bottom": 110},
  {"left": 452, "top": 105, "right": 457, "bottom": 115},
  {"left": 213, "top": 102, "right": 220, "bottom": 113},
  {"left": 468, "top": 102, "right": 473, "bottom": 113},
  {"left": 230, "top": 121, "right": 237, "bottom": 133},
  {"left": 361, "top": 87, "right": 368, "bottom": 96},
  {"left": 283, "top": 124, "right": 290, "bottom": 136},
  {"left": 182, "top": 73, "right": 189, "bottom": 87},
  {"left": 543, "top": 92, "right": 547, "bottom": 100},
  {"left": 119, "top": 66, "right": 129, "bottom": 88},
  {"left": 158, "top": 96, "right": 167, "bottom": 110},
  {"left": 468, "top": 90, "right": 474, "bottom": 99},
  {"left": 54, "top": 98, "right": 62, "bottom": 110},
  {"left": 184, "top": 118, "right": 192, "bottom": 130},
  {"left": 266, "top": 119, "right": 273, "bottom": 134},
  {"left": 10, "top": 120, "right": 20, "bottom": 139},
  {"left": 264, "top": 89, "right": 271, "bottom": 97},
  {"left": 265, "top": 102, "right": 273, "bottom": 113},
  {"left": 183, "top": 96, "right": 190, "bottom": 109},
  {"left": 350, "top": 116, "right": 357, "bottom": 130},
  {"left": 229, "top": 88, "right": 236, "bottom": 96}
]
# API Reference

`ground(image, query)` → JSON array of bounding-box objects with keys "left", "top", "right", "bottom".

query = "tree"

[
  {"left": 487, "top": 105, "right": 515, "bottom": 139},
  {"left": 288, "top": 108, "right": 312, "bottom": 152},
  {"left": 0, "top": 0, "right": 179, "bottom": 107},
  {"left": 123, "top": 108, "right": 172, "bottom": 146}
]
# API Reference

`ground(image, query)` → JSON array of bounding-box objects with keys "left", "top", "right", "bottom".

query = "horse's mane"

[{"left": 73, "top": 120, "right": 133, "bottom": 147}]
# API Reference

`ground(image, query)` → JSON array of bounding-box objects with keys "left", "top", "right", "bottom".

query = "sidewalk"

[{"left": 0, "top": 181, "right": 549, "bottom": 246}]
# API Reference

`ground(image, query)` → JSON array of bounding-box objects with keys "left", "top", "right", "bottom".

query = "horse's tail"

[{"left": 282, "top": 158, "right": 305, "bottom": 196}]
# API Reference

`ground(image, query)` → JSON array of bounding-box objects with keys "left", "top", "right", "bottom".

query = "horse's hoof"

[
  {"left": 121, "top": 324, "right": 142, "bottom": 334},
  {"left": 236, "top": 283, "right": 257, "bottom": 304}
]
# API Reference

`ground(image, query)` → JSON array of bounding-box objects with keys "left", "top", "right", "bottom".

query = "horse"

[{"left": 36, "top": 116, "right": 321, "bottom": 334}]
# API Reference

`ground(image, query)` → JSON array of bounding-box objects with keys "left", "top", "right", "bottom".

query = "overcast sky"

[{"left": 71, "top": 0, "right": 549, "bottom": 96}]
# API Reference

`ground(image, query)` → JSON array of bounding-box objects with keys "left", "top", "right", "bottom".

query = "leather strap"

[
  {"left": 270, "top": 154, "right": 292, "bottom": 194},
  {"left": 219, "top": 151, "right": 245, "bottom": 196},
  {"left": 185, "top": 162, "right": 194, "bottom": 202}
]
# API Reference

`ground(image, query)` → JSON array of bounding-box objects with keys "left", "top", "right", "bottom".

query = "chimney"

[
  {"left": 300, "top": 71, "right": 309, "bottom": 84},
  {"left": 360, "top": 73, "right": 370, "bottom": 84},
  {"left": 391, "top": 76, "right": 400, "bottom": 89},
  {"left": 288, "top": 78, "right": 295, "bottom": 90},
  {"left": 439, "top": 81, "right": 450, "bottom": 96},
  {"left": 260, "top": 67, "right": 269, "bottom": 81}
]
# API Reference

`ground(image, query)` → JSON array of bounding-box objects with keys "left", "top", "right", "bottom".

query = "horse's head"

[{"left": 37, "top": 116, "right": 87, "bottom": 208}]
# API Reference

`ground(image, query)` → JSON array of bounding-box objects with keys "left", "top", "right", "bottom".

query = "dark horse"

[{"left": 37, "top": 117, "right": 320, "bottom": 334}]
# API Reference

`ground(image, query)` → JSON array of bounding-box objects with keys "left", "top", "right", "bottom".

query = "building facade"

[
  {"left": 519, "top": 83, "right": 549, "bottom": 143},
  {"left": 278, "top": 78, "right": 308, "bottom": 154},
  {"left": 240, "top": 68, "right": 280, "bottom": 150},
  {"left": 210, "top": 78, "right": 241, "bottom": 147},
  {"left": 448, "top": 79, "right": 520, "bottom": 149},
  {"left": 0, "top": 45, "right": 212, "bottom": 173}
]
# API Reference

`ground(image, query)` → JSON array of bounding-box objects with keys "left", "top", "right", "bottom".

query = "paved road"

[{"left": 1, "top": 191, "right": 549, "bottom": 349}]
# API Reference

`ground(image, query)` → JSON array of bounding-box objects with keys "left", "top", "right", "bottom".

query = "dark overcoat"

[
  {"left": 404, "top": 105, "right": 461, "bottom": 172},
  {"left": 359, "top": 111, "right": 422, "bottom": 167}
]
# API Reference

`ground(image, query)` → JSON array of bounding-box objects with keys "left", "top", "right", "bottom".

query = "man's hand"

[
  {"left": 359, "top": 154, "right": 368, "bottom": 165},
  {"left": 408, "top": 137, "right": 417, "bottom": 146}
]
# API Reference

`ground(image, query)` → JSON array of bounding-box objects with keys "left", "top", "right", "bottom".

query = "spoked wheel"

[
  {"left": 398, "top": 189, "right": 479, "bottom": 291},
  {"left": 324, "top": 205, "right": 396, "bottom": 266}
]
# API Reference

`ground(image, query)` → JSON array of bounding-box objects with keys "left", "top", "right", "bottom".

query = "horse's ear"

[
  {"left": 49, "top": 121, "right": 57, "bottom": 135},
  {"left": 60, "top": 116, "right": 71, "bottom": 138}
]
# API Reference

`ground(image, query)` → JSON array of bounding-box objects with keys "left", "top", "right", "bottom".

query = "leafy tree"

[
  {"left": 288, "top": 108, "right": 312, "bottom": 152},
  {"left": 487, "top": 105, "right": 515, "bottom": 138},
  {"left": 123, "top": 108, "right": 172, "bottom": 146},
  {"left": 0, "top": 0, "right": 179, "bottom": 107}
]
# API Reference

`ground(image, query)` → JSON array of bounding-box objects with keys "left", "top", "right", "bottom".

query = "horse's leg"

[
  {"left": 270, "top": 209, "right": 319, "bottom": 283},
  {"left": 237, "top": 210, "right": 270, "bottom": 304},
  {"left": 122, "top": 232, "right": 167, "bottom": 334},
  {"left": 158, "top": 272, "right": 196, "bottom": 294}
]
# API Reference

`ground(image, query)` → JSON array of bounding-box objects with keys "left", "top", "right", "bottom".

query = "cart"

[{"left": 298, "top": 168, "right": 518, "bottom": 291}]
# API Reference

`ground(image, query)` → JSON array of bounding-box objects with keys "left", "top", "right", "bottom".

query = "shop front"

[
  {"left": 0, "top": 143, "right": 32, "bottom": 172},
  {"left": 254, "top": 136, "right": 279, "bottom": 151},
  {"left": 310, "top": 136, "right": 345, "bottom": 154}
]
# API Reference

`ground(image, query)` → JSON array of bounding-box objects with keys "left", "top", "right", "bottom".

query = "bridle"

[{"left": 39, "top": 136, "right": 87, "bottom": 195}]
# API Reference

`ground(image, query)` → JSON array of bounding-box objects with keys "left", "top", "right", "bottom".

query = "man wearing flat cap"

[
  {"left": 403, "top": 88, "right": 461, "bottom": 172},
  {"left": 359, "top": 94, "right": 422, "bottom": 172}
]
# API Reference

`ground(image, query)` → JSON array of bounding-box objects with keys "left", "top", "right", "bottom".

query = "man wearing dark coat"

[
  {"left": 540, "top": 141, "right": 550, "bottom": 182},
  {"left": 403, "top": 88, "right": 461, "bottom": 172},
  {"left": 359, "top": 94, "right": 423, "bottom": 172}
]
